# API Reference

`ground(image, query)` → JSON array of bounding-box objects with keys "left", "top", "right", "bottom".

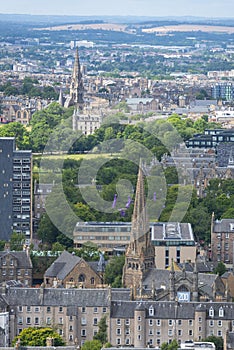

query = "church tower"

[
  {"left": 70, "top": 47, "right": 84, "bottom": 111},
  {"left": 123, "top": 160, "right": 155, "bottom": 289}
]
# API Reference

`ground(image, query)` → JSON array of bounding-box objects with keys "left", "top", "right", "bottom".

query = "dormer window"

[
  {"left": 149, "top": 306, "right": 154, "bottom": 316},
  {"left": 209, "top": 307, "right": 214, "bottom": 317},
  {"left": 229, "top": 223, "right": 234, "bottom": 231},
  {"left": 219, "top": 307, "right": 224, "bottom": 317}
]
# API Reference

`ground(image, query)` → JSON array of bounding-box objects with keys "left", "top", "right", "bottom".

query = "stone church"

[
  {"left": 122, "top": 161, "right": 228, "bottom": 302},
  {"left": 59, "top": 48, "right": 102, "bottom": 135}
]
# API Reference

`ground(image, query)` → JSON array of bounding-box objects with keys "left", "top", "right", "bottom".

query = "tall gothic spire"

[
  {"left": 70, "top": 47, "right": 84, "bottom": 111},
  {"left": 131, "top": 159, "right": 149, "bottom": 245},
  {"left": 122, "top": 160, "right": 155, "bottom": 290}
]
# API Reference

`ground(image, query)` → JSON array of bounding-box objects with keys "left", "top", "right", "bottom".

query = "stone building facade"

[
  {"left": 44, "top": 251, "right": 105, "bottom": 288},
  {"left": 0, "top": 249, "right": 33, "bottom": 287},
  {"left": 0, "top": 286, "right": 234, "bottom": 348},
  {"left": 211, "top": 214, "right": 234, "bottom": 267}
]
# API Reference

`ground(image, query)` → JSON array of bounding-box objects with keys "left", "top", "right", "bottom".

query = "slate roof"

[
  {"left": 4, "top": 287, "right": 131, "bottom": 307},
  {"left": 213, "top": 219, "right": 234, "bottom": 232},
  {"left": 0, "top": 251, "right": 32, "bottom": 268},
  {"left": 143, "top": 268, "right": 218, "bottom": 299},
  {"left": 6, "top": 287, "right": 110, "bottom": 307},
  {"left": 44, "top": 251, "right": 81, "bottom": 280},
  {"left": 111, "top": 300, "right": 234, "bottom": 319}
]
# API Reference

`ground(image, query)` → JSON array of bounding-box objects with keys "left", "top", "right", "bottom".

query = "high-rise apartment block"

[{"left": 0, "top": 137, "right": 32, "bottom": 242}]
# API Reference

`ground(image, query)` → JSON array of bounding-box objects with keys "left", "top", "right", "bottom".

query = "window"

[
  {"left": 93, "top": 318, "right": 98, "bottom": 326},
  {"left": 149, "top": 306, "right": 154, "bottom": 316},
  {"left": 219, "top": 307, "right": 224, "bottom": 317},
  {"left": 47, "top": 307, "right": 51, "bottom": 313},
  {"left": 59, "top": 317, "right": 63, "bottom": 325},
  {"left": 178, "top": 320, "right": 182, "bottom": 326},
  {"left": 69, "top": 335, "right": 73, "bottom": 341},
  {"left": 168, "top": 330, "right": 173, "bottom": 336},
  {"left": 199, "top": 327, "right": 202, "bottom": 332},
  {"left": 46, "top": 317, "right": 51, "bottom": 325},
  {"left": 26, "top": 306, "right": 31, "bottom": 313},
  {"left": 198, "top": 317, "right": 202, "bottom": 323},
  {"left": 116, "top": 338, "right": 121, "bottom": 345},
  {"left": 103, "top": 307, "right": 107, "bottom": 313},
  {"left": 69, "top": 325, "right": 73, "bottom": 332},
  {"left": 59, "top": 306, "right": 63, "bottom": 313},
  {"left": 138, "top": 335, "right": 141, "bottom": 340},
  {"left": 168, "top": 319, "right": 173, "bottom": 326},
  {"left": 93, "top": 307, "right": 98, "bottom": 313},
  {"left": 18, "top": 317, "right": 23, "bottom": 325},
  {"left": 156, "top": 319, "right": 161, "bottom": 326},
  {"left": 189, "top": 320, "right": 193, "bottom": 326},
  {"left": 81, "top": 317, "right": 86, "bottom": 325},
  {"left": 125, "top": 328, "right": 130, "bottom": 335},
  {"left": 81, "top": 329, "right": 86, "bottom": 337},
  {"left": 82, "top": 307, "right": 86, "bottom": 313},
  {"left": 90, "top": 277, "right": 95, "bottom": 285},
  {"left": 138, "top": 316, "right": 141, "bottom": 321},
  {"left": 126, "top": 338, "right": 130, "bottom": 345},
  {"left": 218, "top": 320, "right": 222, "bottom": 327},
  {"left": 116, "top": 328, "right": 121, "bottom": 335},
  {"left": 125, "top": 319, "right": 130, "bottom": 325},
  {"left": 149, "top": 319, "right": 153, "bottom": 326},
  {"left": 116, "top": 319, "right": 121, "bottom": 325},
  {"left": 189, "top": 330, "right": 193, "bottom": 336},
  {"left": 18, "top": 306, "right": 23, "bottom": 312},
  {"left": 178, "top": 330, "right": 182, "bottom": 336},
  {"left": 69, "top": 316, "right": 73, "bottom": 321},
  {"left": 35, "top": 307, "right": 40, "bottom": 313},
  {"left": 156, "top": 330, "right": 161, "bottom": 336},
  {"left": 209, "top": 307, "right": 214, "bottom": 317},
  {"left": 26, "top": 317, "right": 31, "bottom": 324},
  {"left": 149, "top": 329, "right": 154, "bottom": 335},
  {"left": 34, "top": 317, "right": 39, "bottom": 325},
  {"left": 217, "top": 330, "right": 222, "bottom": 337},
  {"left": 138, "top": 325, "right": 141, "bottom": 331},
  {"left": 209, "top": 320, "right": 214, "bottom": 327}
]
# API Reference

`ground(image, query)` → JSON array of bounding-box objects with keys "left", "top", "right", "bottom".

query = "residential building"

[
  {"left": 0, "top": 248, "right": 33, "bottom": 286},
  {"left": 0, "top": 286, "right": 233, "bottom": 347},
  {"left": 0, "top": 137, "right": 32, "bottom": 242},
  {"left": 211, "top": 214, "right": 234, "bottom": 267}
]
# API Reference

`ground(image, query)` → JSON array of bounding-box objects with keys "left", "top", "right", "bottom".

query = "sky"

[{"left": 0, "top": 0, "right": 234, "bottom": 18}]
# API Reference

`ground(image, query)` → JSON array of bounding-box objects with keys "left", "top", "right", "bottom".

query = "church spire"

[
  {"left": 122, "top": 160, "right": 155, "bottom": 290},
  {"left": 131, "top": 159, "right": 149, "bottom": 245},
  {"left": 70, "top": 47, "right": 84, "bottom": 111}
]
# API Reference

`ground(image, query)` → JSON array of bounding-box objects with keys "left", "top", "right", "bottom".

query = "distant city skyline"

[{"left": 1, "top": 0, "right": 234, "bottom": 18}]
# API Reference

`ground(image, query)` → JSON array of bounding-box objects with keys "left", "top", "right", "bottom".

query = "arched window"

[
  {"left": 177, "top": 285, "right": 189, "bottom": 292},
  {"left": 78, "top": 274, "right": 85, "bottom": 282}
]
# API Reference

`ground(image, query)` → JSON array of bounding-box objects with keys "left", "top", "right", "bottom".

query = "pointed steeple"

[
  {"left": 131, "top": 159, "right": 149, "bottom": 245},
  {"left": 122, "top": 160, "right": 155, "bottom": 290},
  {"left": 70, "top": 47, "right": 84, "bottom": 111}
]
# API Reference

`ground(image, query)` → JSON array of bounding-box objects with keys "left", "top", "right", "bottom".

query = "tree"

[
  {"left": 202, "top": 336, "right": 223, "bottom": 350},
  {"left": 10, "top": 232, "right": 25, "bottom": 251},
  {"left": 12, "top": 327, "right": 65, "bottom": 346},
  {"left": 214, "top": 262, "right": 226, "bottom": 276},
  {"left": 93, "top": 316, "right": 108, "bottom": 345},
  {"left": 104, "top": 255, "right": 125, "bottom": 287},
  {"left": 81, "top": 340, "right": 102, "bottom": 350},
  {"left": 161, "top": 339, "right": 179, "bottom": 350}
]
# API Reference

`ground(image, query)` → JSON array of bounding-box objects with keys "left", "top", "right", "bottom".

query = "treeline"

[{"left": 0, "top": 77, "right": 59, "bottom": 99}]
